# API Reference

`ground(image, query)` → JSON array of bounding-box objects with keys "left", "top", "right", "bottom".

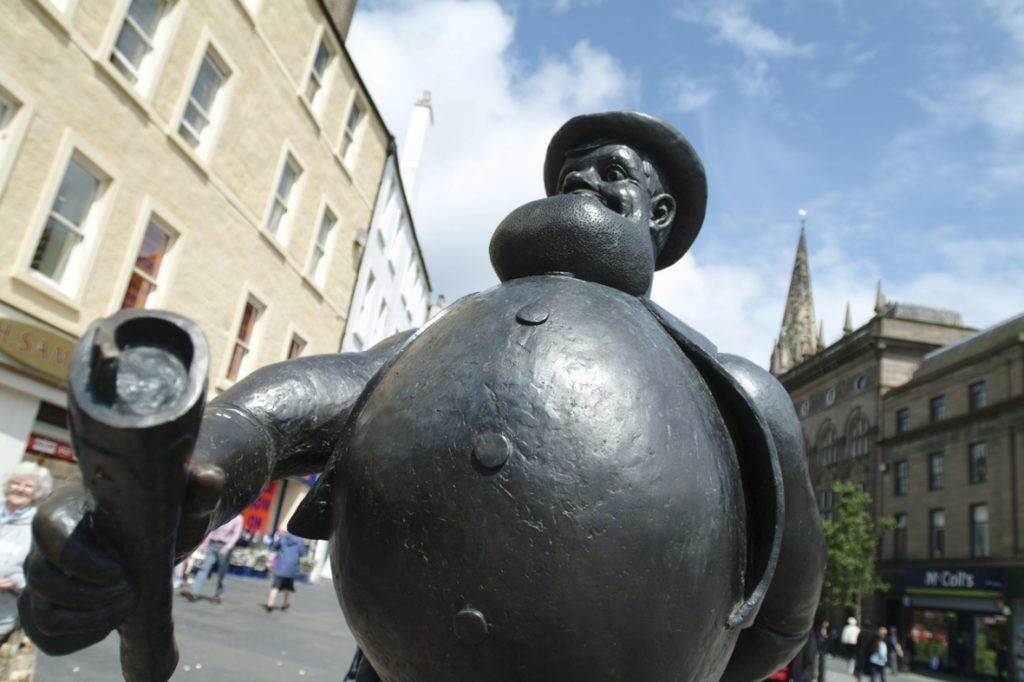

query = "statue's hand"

[
  {"left": 20, "top": 462, "right": 226, "bottom": 656},
  {"left": 174, "top": 463, "right": 227, "bottom": 563},
  {"left": 19, "top": 484, "right": 137, "bottom": 655}
]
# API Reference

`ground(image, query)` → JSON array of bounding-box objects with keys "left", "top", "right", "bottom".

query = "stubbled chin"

[{"left": 488, "top": 194, "right": 655, "bottom": 297}]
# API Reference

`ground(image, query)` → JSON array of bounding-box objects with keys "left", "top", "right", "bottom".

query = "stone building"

[
  {"left": 876, "top": 314, "right": 1024, "bottom": 678},
  {"left": 771, "top": 225, "right": 1024, "bottom": 678},
  {"left": 771, "top": 229, "right": 972, "bottom": 521},
  {"left": 0, "top": 0, "right": 428, "bottom": 505}
]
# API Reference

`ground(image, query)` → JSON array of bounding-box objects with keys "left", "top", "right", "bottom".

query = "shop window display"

[{"left": 909, "top": 610, "right": 1008, "bottom": 678}]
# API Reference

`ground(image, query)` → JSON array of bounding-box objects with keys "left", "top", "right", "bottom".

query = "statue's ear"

[{"left": 650, "top": 193, "right": 675, "bottom": 252}]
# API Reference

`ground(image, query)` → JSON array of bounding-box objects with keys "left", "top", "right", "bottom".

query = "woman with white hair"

[{"left": 0, "top": 461, "right": 52, "bottom": 641}]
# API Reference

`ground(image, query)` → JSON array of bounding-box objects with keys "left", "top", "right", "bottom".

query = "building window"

[
  {"left": 121, "top": 217, "right": 174, "bottom": 308},
  {"left": 896, "top": 408, "right": 910, "bottom": 434},
  {"left": 304, "top": 37, "right": 334, "bottom": 106},
  {"left": 847, "top": 413, "right": 870, "bottom": 458},
  {"left": 179, "top": 49, "right": 229, "bottom": 151},
  {"left": 971, "top": 504, "right": 989, "bottom": 558},
  {"left": 798, "top": 400, "right": 809, "bottom": 417},
  {"left": 930, "top": 395, "right": 945, "bottom": 423},
  {"left": 266, "top": 154, "right": 301, "bottom": 240},
  {"left": 817, "top": 423, "right": 837, "bottom": 466},
  {"left": 226, "top": 296, "right": 264, "bottom": 381},
  {"left": 286, "top": 333, "right": 306, "bottom": 359},
  {"left": 110, "top": 0, "right": 170, "bottom": 86},
  {"left": 0, "top": 90, "right": 16, "bottom": 143},
  {"left": 339, "top": 99, "right": 363, "bottom": 161},
  {"left": 31, "top": 156, "right": 107, "bottom": 285},
  {"left": 894, "top": 460, "right": 909, "bottom": 497},
  {"left": 929, "top": 509, "right": 945, "bottom": 558},
  {"left": 969, "top": 442, "right": 987, "bottom": 484},
  {"left": 893, "top": 513, "right": 907, "bottom": 560},
  {"left": 969, "top": 381, "right": 987, "bottom": 411},
  {"left": 928, "top": 452, "right": 944, "bottom": 491},
  {"left": 308, "top": 206, "right": 335, "bottom": 284},
  {"left": 818, "top": 489, "right": 834, "bottom": 523},
  {"left": 854, "top": 374, "right": 867, "bottom": 392},
  {"left": 824, "top": 386, "right": 837, "bottom": 406}
]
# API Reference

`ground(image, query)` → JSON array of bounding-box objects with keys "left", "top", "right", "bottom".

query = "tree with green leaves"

[{"left": 820, "top": 481, "right": 894, "bottom": 620}]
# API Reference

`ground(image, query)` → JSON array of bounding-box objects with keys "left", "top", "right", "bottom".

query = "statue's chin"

[{"left": 488, "top": 194, "right": 655, "bottom": 296}]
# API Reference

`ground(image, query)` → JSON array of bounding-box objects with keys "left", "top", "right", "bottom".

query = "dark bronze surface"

[{"left": 19, "top": 111, "right": 823, "bottom": 682}]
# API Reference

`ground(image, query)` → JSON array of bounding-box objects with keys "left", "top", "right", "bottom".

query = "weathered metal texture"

[
  {"left": 51, "top": 311, "right": 206, "bottom": 682},
  {"left": 329, "top": 276, "right": 747, "bottom": 681}
]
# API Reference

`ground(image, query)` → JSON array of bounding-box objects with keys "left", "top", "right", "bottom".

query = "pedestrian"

[
  {"left": 818, "top": 620, "right": 830, "bottom": 682},
  {"left": 868, "top": 627, "right": 888, "bottom": 682},
  {"left": 886, "top": 626, "right": 902, "bottom": 674},
  {"left": 0, "top": 461, "right": 52, "bottom": 681},
  {"left": 263, "top": 523, "right": 306, "bottom": 612},
  {"left": 0, "top": 462, "right": 52, "bottom": 641},
  {"left": 854, "top": 621, "right": 874, "bottom": 681},
  {"left": 181, "top": 515, "right": 244, "bottom": 604},
  {"left": 841, "top": 617, "right": 860, "bottom": 673}
]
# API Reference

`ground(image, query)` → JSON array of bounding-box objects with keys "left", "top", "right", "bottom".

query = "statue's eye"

[{"left": 603, "top": 164, "right": 626, "bottom": 182}]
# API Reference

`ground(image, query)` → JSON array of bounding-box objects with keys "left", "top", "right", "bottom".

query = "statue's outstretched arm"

[
  {"left": 182, "top": 330, "right": 414, "bottom": 542},
  {"left": 19, "top": 318, "right": 411, "bottom": 661}
]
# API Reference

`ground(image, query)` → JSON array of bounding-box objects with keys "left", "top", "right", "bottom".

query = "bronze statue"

[{"left": 20, "top": 112, "right": 824, "bottom": 682}]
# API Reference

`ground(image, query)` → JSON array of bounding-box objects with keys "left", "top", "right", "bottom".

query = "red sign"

[
  {"left": 27, "top": 434, "right": 76, "bottom": 462},
  {"left": 242, "top": 480, "right": 278, "bottom": 534}
]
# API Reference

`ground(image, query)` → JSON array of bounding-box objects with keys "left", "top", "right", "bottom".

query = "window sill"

[
  {"left": 12, "top": 271, "right": 82, "bottom": 314},
  {"left": 257, "top": 227, "right": 291, "bottom": 261},
  {"left": 298, "top": 94, "right": 324, "bottom": 132},
  {"left": 166, "top": 132, "right": 212, "bottom": 179},
  {"left": 31, "top": 0, "right": 75, "bottom": 36},
  {"left": 333, "top": 152, "right": 355, "bottom": 182},
  {"left": 95, "top": 58, "right": 164, "bottom": 126}
]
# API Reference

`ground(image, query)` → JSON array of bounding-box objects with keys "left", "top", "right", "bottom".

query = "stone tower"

[{"left": 770, "top": 219, "right": 819, "bottom": 376}]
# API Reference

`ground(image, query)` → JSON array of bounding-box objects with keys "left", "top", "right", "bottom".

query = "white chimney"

[{"left": 399, "top": 90, "right": 433, "bottom": 209}]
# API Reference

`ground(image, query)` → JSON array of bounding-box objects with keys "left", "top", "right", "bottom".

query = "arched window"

[
  {"left": 846, "top": 411, "right": 870, "bottom": 459},
  {"left": 817, "top": 422, "right": 838, "bottom": 466}
]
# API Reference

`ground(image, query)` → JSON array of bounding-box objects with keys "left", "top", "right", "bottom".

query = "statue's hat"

[{"left": 543, "top": 111, "right": 707, "bottom": 270}]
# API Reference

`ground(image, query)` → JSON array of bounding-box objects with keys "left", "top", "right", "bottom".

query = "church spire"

[
  {"left": 771, "top": 210, "right": 819, "bottom": 376},
  {"left": 874, "top": 280, "right": 887, "bottom": 315},
  {"left": 843, "top": 302, "right": 853, "bottom": 335}
]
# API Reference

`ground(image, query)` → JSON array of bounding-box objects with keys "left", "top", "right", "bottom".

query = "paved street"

[
  {"left": 34, "top": 576, "right": 359, "bottom": 681},
  {"left": 821, "top": 654, "right": 971, "bottom": 682},
  {"left": 31, "top": 579, "right": 978, "bottom": 682}
]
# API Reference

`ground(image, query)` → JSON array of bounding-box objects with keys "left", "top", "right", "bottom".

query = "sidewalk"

[
  {"left": 822, "top": 654, "right": 971, "bottom": 682},
  {"left": 34, "top": 575, "right": 359, "bottom": 681}
]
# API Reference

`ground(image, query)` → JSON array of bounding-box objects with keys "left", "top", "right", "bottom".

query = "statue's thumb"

[{"left": 174, "top": 464, "right": 226, "bottom": 562}]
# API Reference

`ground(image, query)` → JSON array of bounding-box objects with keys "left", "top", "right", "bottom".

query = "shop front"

[
  {"left": 0, "top": 309, "right": 76, "bottom": 483},
  {"left": 903, "top": 566, "right": 1013, "bottom": 679}
]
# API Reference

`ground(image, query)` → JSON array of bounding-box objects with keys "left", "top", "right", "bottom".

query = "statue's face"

[
  {"left": 489, "top": 142, "right": 675, "bottom": 296},
  {"left": 557, "top": 144, "right": 674, "bottom": 254}
]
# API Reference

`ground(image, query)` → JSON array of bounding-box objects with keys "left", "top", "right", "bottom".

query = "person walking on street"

[
  {"left": 868, "top": 627, "right": 889, "bottom": 682},
  {"left": 886, "top": 626, "right": 903, "bottom": 674},
  {"left": 263, "top": 523, "right": 306, "bottom": 612},
  {"left": 841, "top": 617, "right": 860, "bottom": 674},
  {"left": 181, "top": 515, "right": 244, "bottom": 604}
]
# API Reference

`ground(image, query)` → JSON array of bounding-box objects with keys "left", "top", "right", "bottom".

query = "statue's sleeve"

[
  {"left": 190, "top": 330, "right": 414, "bottom": 524},
  {"left": 718, "top": 354, "right": 825, "bottom": 682}
]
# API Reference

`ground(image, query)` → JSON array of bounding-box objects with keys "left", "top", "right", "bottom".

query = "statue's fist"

[{"left": 19, "top": 484, "right": 136, "bottom": 655}]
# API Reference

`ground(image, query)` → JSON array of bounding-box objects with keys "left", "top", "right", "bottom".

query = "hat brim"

[{"left": 543, "top": 112, "right": 707, "bottom": 270}]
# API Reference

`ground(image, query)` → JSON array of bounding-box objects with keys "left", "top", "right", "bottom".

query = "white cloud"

[
  {"left": 666, "top": 74, "right": 716, "bottom": 111},
  {"left": 676, "top": 2, "right": 813, "bottom": 59},
  {"left": 347, "top": 0, "right": 633, "bottom": 303}
]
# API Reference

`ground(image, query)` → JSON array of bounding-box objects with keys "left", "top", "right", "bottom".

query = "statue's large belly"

[{"left": 330, "top": 276, "right": 745, "bottom": 682}]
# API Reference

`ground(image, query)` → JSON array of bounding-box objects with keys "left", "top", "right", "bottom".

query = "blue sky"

[{"left": 348, "top": 0, "right": 1024, "bottom": 366}]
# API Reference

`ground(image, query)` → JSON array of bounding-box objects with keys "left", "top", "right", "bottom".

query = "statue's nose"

[{"left": 561, "top": 167, "right": 600, "bottom": 193}]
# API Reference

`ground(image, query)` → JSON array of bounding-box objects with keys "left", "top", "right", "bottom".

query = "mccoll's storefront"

[{"left": 891, "top": 565, "right": 1024, "bottom": 680}]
